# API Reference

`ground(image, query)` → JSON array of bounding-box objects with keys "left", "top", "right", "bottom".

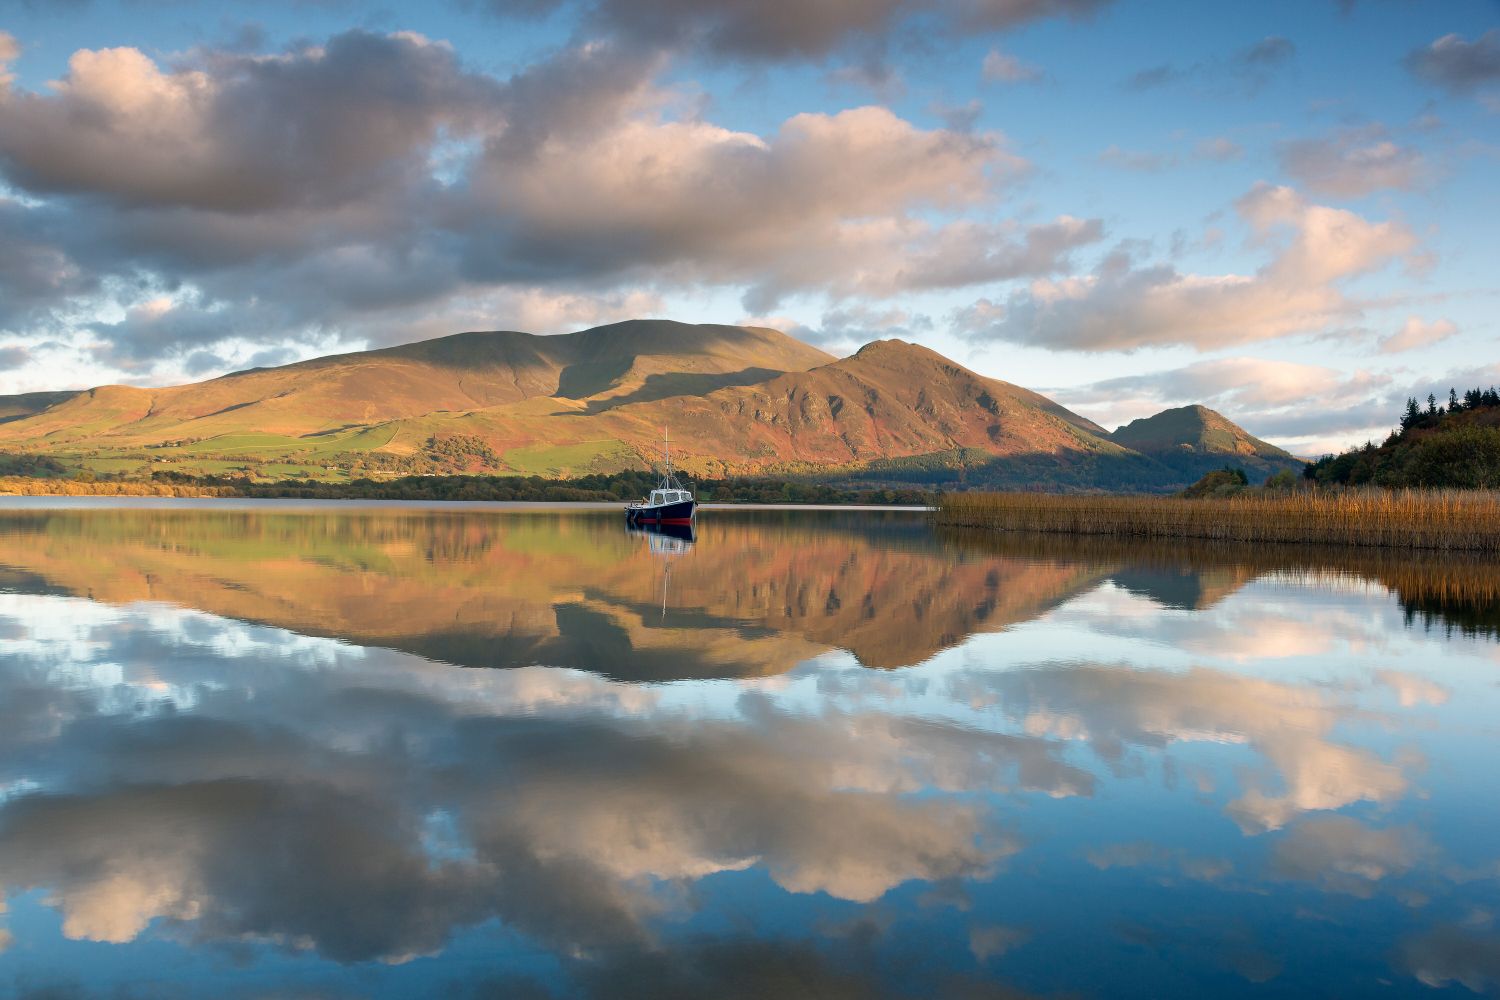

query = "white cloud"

[
  {"left": 959, "top": 184, "right": 1417, "bottom": 352},
  {"left": 1379, "top": 316, "right": 1457, "bottom": 354},
  {"left": 982, "top": 49, "right": 1043, "bottom": 83}
]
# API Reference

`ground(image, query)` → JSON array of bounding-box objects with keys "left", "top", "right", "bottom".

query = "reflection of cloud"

[
  {"left": 1374, "top": 669, "right": 1450, "bottom": 707},
  {"left": 1399, "top": 925, "right": 1500, "bottom": 992},
  {"left": 969, "top": 923, "right": 1030, "bottom": 961},
  {"left": 1086, "top": 842, "right": 1232, "bottom": 883},
  {"left": 0, "top": 598, "right": 1080, "bottom": 961},
  {"left": 1271, "top": 816, "right": 1430, "bottom": 896},
  {"left": 952, "top": 663, "right": 1408, "bottom": 832}
]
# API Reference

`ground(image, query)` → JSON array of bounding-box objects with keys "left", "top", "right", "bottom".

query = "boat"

[{"left": 626, "top": 429, "right": 696, "bottom": 527}]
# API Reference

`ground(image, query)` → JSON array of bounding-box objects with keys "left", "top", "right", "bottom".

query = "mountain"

[
  {"left": 1111, "top": 404, "right": 1294, "bottom": 460},
  {"left": 0, "top": 319, "right": 1298, "bottom": 491}
]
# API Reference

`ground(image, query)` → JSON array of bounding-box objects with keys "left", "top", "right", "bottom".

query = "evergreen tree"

[{"left": 1402, "top": 397, "right": 1422, "bottom": 431}]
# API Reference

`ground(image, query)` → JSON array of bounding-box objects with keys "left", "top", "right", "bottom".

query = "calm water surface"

[{"left": 0, "top": 503, "right": 1497, "bottom": 998}]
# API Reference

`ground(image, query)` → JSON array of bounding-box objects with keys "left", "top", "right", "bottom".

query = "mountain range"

[{"left": 0, "top": 320, "right": 1299, "bottom": 491}]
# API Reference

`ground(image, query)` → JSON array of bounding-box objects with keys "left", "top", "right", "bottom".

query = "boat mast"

[{"left": 664, "top": 427, "right": 671, "bottom": 487}]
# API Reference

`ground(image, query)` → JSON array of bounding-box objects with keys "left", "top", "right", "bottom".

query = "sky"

[{"left": 0, "top": 0, "right": 1496, "bottom": 455}]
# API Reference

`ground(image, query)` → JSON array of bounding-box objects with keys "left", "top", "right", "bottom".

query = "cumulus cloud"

[
  {"left": 0, "top": 29, "right": 1075, "bottom": 379},
  {"left": 958, "top": 184, "right": 1416, "bottom": 352},
  {"left": 457, "top": 102, "right": 1053, "bottom": 310},
  {"left": 1379, "top": 316, "right": 1457, "bottom": 354},
  {"left": 1278, "top": 125, "right": 1427, "bottom": 197},
  {"left": 982, "top": 49, "right": 1043, "bottom": 83},
  {"left": 0, "top": 32, "right": 501, "bottom": 212},
  {"left": 1405, "top": 29, "right": 1500, "bottom": 92},
  {"left": 1047, "top": 356, "right": 1400, "bottom": 453}
]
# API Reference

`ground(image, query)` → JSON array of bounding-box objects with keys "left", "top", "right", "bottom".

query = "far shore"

[{"left": 0, "top": 494, "right": 934, "bottom": 513}]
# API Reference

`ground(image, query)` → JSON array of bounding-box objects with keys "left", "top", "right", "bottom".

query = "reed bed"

[{"left": 937, "top": 489, "right": 1500, "bottom": 553}]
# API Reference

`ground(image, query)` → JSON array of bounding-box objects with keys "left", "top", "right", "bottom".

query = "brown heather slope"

[
  {"left": 592, "top": 339, "right": 1126, "bottom": 472},
  {"left": 0, "top": 319, "right": 1293, "bottom": 487},
  {"left": 1, "top": 320, "right": 833, "bottom": 446}
]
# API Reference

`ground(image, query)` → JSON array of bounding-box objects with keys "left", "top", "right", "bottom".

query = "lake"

[{"left": 0, "top": 501, "right": 1496, "bottom": 998}]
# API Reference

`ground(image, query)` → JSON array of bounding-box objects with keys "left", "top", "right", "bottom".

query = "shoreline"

[
  {"left": 0, "top": 495, "right": 934, "bottom": 513},
  {"left": 937, "top": 490, "right": 1500, "bottom": 553}
]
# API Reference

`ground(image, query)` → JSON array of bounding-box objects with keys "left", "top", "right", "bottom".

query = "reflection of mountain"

[
  {"left": 0, "top": 510, "right": 1111, "bottom": 680},
  {"left": 0, "top": 511, "right": 1494, "bottom": 685}
]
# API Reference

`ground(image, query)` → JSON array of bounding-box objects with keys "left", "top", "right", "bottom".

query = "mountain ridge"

[{"left": 0, "top": 320, "right": 1300, "bottom": 491}]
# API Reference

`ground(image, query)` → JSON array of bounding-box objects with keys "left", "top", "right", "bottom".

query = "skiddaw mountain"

[{"left": 0, "top": 320, "right": 1300, "bottom": 491}]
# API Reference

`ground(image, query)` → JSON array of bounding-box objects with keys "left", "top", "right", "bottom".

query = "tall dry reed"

[{"left": 937, "top": 489, "right": 1500, "bottom": 553}]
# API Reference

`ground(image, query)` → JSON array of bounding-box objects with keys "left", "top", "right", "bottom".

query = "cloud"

[
  {"left": 0, "top": 31, "right": 17, "bottom": 88},
  {"left": 1098, "top": 144, "right": 1176, "bottom": 172},
  {"left": 1194, "top": 137, "right": 1244, "bottom": 162},
  {"left": 0, "top": 29, "right": 1073, "bottom": 379},
  {"left": 1406, "top": 29, "right": 1500, "bottom": 92},
  {"left": 0, "top": 345, "right": 29, "bottom": 370},
  {"left": 957, "top": 184, "right": 1416, "bottom": 352},
  {"left": 1278, "top": 125, "right": 1427, "bottom": 197},
  {"left": 1048, "top": 356, "right": 1399, "bottom": 452},
  {"left": 502, "top": 0, "right": 1113, "bottom": 62},
  {"left": 1124, "top": 35, "right": 1295, "bottom": 93},
  {"left": 1242, "top": 35, "right": 1295, "bottom": 69},
  {"left": 0, "top": 31, "right": 501, "bottom": 213},
  {"left": 982, "top": 49, "right": 1043, "bottom": 83},
  {"left": 1379, "top": 316, "right": 1457, "bottom": 354}
]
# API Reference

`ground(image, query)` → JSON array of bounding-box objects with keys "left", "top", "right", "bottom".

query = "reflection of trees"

[{"left": 943, "top": 527, "right": 1500, "bottom": 631}]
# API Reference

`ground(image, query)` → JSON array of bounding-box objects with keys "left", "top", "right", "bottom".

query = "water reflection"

[{"left": 0, "top": 506, "right": 1497, "bottom": 998}]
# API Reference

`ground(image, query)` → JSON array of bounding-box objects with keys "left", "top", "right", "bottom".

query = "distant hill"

[
  {"left": 1111, "top": 404, "right": 1294, "bottom": 460},
  {"left": 0, "top": 319, "right": 1299, "bottom": 492}
]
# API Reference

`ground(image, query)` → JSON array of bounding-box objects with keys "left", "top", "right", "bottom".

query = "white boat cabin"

[{"left": 649, "top": 489, "right": 691, "bottom": 506}]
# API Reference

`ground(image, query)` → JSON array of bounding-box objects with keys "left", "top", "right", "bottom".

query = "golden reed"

[{"left": 936, "top": 489, "right": 1500, "bottom": 553}]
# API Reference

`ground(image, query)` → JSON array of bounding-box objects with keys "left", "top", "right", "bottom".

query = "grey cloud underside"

[
  {"left": 0, "top": 30, "right": 1099, "bottom": 369},
  {"left": 1124, "top": 34, "right": 1295, "bottom": 93},
  {"left": 1405, "top": 29, "right": 1500, "bottom": 92},
  {"left": 1277, "top": 124, "right": 1426, "bottom": 198},
  {"left": 495, "top": 0, "right": 1112, "bottom": 60}
]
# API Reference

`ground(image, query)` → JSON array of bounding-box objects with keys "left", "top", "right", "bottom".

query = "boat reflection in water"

[
  {"left": 627, "top": 516, "right": 695, "bottom": 617},
  {"left": 0, "top": 503, "right": 1496, "bottom": 999}
]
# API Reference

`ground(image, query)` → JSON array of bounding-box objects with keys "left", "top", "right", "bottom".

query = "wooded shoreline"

[{"left": 937, "top": 489, "right": 1500, "bottom": 553}]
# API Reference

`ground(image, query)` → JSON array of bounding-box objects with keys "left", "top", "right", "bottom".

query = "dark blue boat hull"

[{"left": 626, "top": 498, "right": 696, "bottom": 525}]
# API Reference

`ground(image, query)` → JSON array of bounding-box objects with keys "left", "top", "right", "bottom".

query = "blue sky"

[{"left": 0, "top": 0, "right": 1496, "bottom": 453}]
